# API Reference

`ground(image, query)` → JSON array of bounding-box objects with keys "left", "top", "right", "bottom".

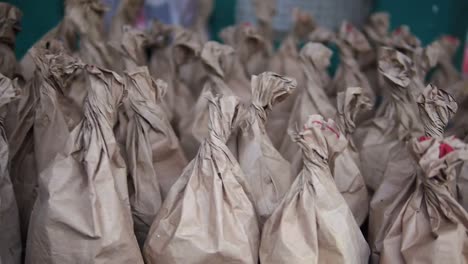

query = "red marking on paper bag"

[
  {"left": 439, "top": 143, "right": 454, "bottom": 158},
  {"left": 418, "top": 136, "right": 431, "bottom": 142},
  {"left": 310, "top": 120, "right": 339, "bottom": 138}
]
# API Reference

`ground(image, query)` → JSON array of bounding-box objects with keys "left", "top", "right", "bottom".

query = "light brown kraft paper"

[
  {"left": 179, "top": 41, "right": 236, "bottom": 159},
  {"left": 267, "top": 10, "right": 315, "bottom": 149},
  {"left": 356, "top": 48, "right": 423, "bottom": 194},
  {"left": 333, "top": 87, "right": 371, "bottom": 225},
  {"left": 233, "top": 72, "right": 296, "bottom": 226},
  {"left": 25, "top": 49, "right": 143, "bottom": 263},
  {"left": 379, "top": 136, "right": 468, "bottom": 264},
  {"left": 260, "top": 115, "right": 370, "bottom": 264},
  {"left": 120, "top": 67, "right": 188, "bottom": 249},
  {"left": 368, "top": 84, "right": 458, "bottom": 263},
  {"left": 0, "top": 73, "right": 21, "bottom": 264},
  {"left": 0, "top": 3, "right": 22, "bottom": 80},
  {"left": 143, "top": 95, "right": 259, "bottom": 264},
  {"left": 280, "top": 42, "right": 336, "bottom": 177},
  {"left": 330, "top": 21, "right": 374, "bottom": 109}
]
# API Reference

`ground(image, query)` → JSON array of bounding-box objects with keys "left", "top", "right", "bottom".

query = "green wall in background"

[
  {"left": 4, "top": 0, "right": 468, "bottom": 67},
  {"left": 5, "top": 0, "right": 63, "bottom": 58},
  {"left": 375, "top": 0, "right": 468, "bottom": 68}
]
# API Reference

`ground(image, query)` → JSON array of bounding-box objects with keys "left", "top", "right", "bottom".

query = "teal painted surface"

[
  {"left": 4, "top": 0, "right": 468, "bottom": 67},
  {"left": 375, "top": 0, "right": 468, "bottom": 68},
  {"left": 4, "top": 0, "right": 63, "bottom": 59}
]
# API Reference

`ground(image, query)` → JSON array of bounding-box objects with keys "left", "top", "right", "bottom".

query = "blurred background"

[{"left": 4, "top": 0, "right": 468, "bottom": 70}]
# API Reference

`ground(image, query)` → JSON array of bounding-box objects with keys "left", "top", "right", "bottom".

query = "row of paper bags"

[{"left": 1, "top": 1, "right": 468, "bottom": 263}]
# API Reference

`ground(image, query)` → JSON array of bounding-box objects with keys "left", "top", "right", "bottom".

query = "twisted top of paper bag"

[
  {"left": 438, "top": 35, "right": 460, "bottom": 58},
  {"left": 219, "top": 26, "right": 237, "bottom": 46},
  {"left": 308, "top": 27, "right": 336, "bottom": 43},
  {"left": 253, "top": 0, "right": 276, "bottom": 24},
  {"left": 378, "top": 47, "right": 414, "bottom": 88},
  {"left": 411, "top": 135, "right": 468, "bottom": 233},
  {"left": 30, "top": 40, "right": 84, "bottom": 88},
  {"left": 412, "top": 136, "right": 468, "bottom": 183},
  {"left": 417, "top": 84, "right": 457, "bottom": 138},
  {"left": 207, "top": 95, "right": 242, "bottom": 142},
  {"left": 111, "top": 26, "right": 148, "bottom": 69},
  {"left": 292, "top": 8, "right": 316, "bottom": 40},
  {"left": 0, "top": 3, "right": 22, "bottom": 46},
  {"left": 364, "top": 12, "right": 390, "bottom": 45},
  {"left": 390, "top": 25, "right": 421, "bottom": 52},
  {"left": 291, "top": 115, "right": 347, "bottom": 167},
  {"left": 84, "top": 65, "right": 125, "bottom": 125},
  {"left": 146, "top": 20, "right": 172, "bottom": 48},
  {"left": 337, "top": 21, "right": 371, "bottom": 54},
  {"left": 250, "top": 72, "right": 297, "bottom": 122},
  {"left": 114, "top": 0, "right": 144, "bottom": 25},
  {"left": 201, "top": 41, "right": 235, "bottom": 78},
  {"left": 412, "top": 41, "right": 442, "bottom": 81},
  {"left": 336, "top": 87, "right": 372, "bottom": 136},
  {"left": 300, "top": 42, "right": 332, "bottom": 72},
  {"left": 64, "top": 0, "right": 107, "bottom": 36},
  {"left": 0, "top": 72, "right": 19, "bottom": 111},
  {"left": 125, "top": 67, "right": 166, "bottom": 102}
]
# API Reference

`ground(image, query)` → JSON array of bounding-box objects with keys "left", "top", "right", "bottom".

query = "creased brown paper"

[
  {"left": 144, "top": 95, "right": 259, "bottom": 264},
  {"left": 280, "top": 42, "right": 336, "bottom": 176},
  {"left": 368, "top": 84, "right": 457, "bottom": 264},
  {"left": 122, "top": 67, "right": 188, "bottom": 249},
  {"left": 234, "top": 72, "right": 296, "bottom": 226},
  {"left": 0, "top": 73, "right": 21, "bottom": 264},
  {"left": 25, "top": 51, "right": 143, "bottom": 263},
  {"left": 379, "top": 136, "right": 468, "bottom": 264},
  {"left": 333, "top": 87, "right": 371, "bottom": 225},
  {"left": 0, "top": 3, "right": 22, "bottom": 80},
  {"left": 260, "top": 115, "right": 370, "bottom": 264}
]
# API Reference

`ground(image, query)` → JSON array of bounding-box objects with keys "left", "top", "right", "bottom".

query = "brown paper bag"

[
  {"left": 260, "top": 115, "right": 370, "bottom": 264},
  {"left": 26, "top": 51, "right": 143, "bottom": 263},
  {"left": 9, "top": 49, "right": 45, "bottom": 245},
  {"left": 234, "top": 72, "right": 296, "bottom": 226},
  {"left": 357, "top": 48, "right": 423, "bottom": 194},
  {"left": 66, "top": 0, "right": 113, "bottom": 68},
  {"left": 122, "top": 67, "right": 188, "bottom": 248},
  {"left": 362, "top": 12, "right": 391, "bottom": 97},
  {"left": 0, "top": 3, "right": 22, "bottom": 80},
  {"left": 253, "top": 0, "right": 276, "bottom": 42},
  {"left": 267, "top": 10, "right": 315, "bottom": 149},
  {"left": 0, "top": 73, "right": 21, "bottom": 264},
  {"left": 279, "top": 42, "right": 336, "bottom": 176},
  {"left": 108, "top": 0, "right": 144, "bottom": 43},
  {"left": 179, "top": 41, "right": 236, "bottom": 159},
  {"left": 331, "top": 22, "right": 374, "bottom": 105},
  {"left": 191, "top": 0, "right": 213, "bottom": 42},
  {"left": 368, "top": 84, "right": 457, "bottom": 263},
  {"left": 333, "top": 87, "right": 371, "bottom": 225},
  {"left": 430, "top": 36, "right": 461, "bottom": 88},
  {"left": 111, "top": 26, "right": 175, "bottom": 124},
  {"left": 143, "top": 95, "right": 259, "bottom": 264},
  {"left": 390, "top": 25, "right": 421, "bottom": 54},
  {"left": 233, "top": 24, "right": 271, "bottom": 77},
  {"left": 379, "top": 136, "right": 468, "bottom": 264},
  {"left": 171, "top": 26, "right": 205, "bottom": 99}
]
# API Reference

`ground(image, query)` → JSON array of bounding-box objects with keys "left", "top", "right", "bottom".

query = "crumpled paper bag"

[
  {"left": 0, "top": 73, "right": 21, "bottom": 264},
  {"left": 368, "top": 84, "right": 458, "bottom": 263},
  {"left": 143, "top": 95, "right": 259, "bottom": 264},
  {"left": 25, "top": 49, "right": 143, "bottom": 263},
  {"left": 379, "top": 136, "right": 468, "bottom": 264},
  {"left": 234, "top": 72, "right": 296, "bottom": 226},
  {"left": 260, "top": 115, "right": 370, "bottom": 264},
  {"left": 280, "top": 42, "right": 336, "bottom": 176},
  {"left": 0, "top": 3, "right": 22, "bottom": 80},
  {"left": 121, "top": 67, "right": 188, "bottom": 248}
]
